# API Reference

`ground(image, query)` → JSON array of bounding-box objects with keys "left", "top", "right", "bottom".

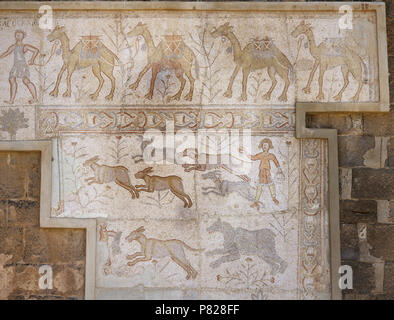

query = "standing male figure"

[
  {"left": 0, "top": 30, "right": 39, "bottom": 104},
  {"left": 240, "top": 138, "right": 284, "bottom": 208}
]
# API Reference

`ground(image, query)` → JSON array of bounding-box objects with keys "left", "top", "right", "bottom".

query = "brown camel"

[
  {"left": 127, "top": 22, "right": 199, "bottom": 101},
  {"left": 291, "top": 21, "right": 365, "bottom": 102},
  {"left": 211, "top": 22, "right": 293, "bottom": 102},
  {"left": 47, "top": 26, "right": 119, "bottom": 100}
]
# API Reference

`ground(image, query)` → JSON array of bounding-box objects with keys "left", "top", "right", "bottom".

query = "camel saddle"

[
  {"left": 80, "top": 35, "right": 101, "bottom": 59},
  {"left": 163, "top": 35, "right": 184, "bottom": 59},
  {"left": 251, "top": 37, "right": 274, "bottom": 59}
]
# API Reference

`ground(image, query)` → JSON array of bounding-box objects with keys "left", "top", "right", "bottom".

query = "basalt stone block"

[
  {"left": 341, "top": 261, "right": 376, "bottom": 295},
  {"left": 306, "top": 113, "right": 363, "bottom": 135},
  {"left": 368, "top": 225, "right": 394, "bottom": 261},
  {"left": 363, "top": 109, "right": 394, "bottom": 137},
  {"left": 340, "top": 223, "right": 359, "bottom": 261},
  {"left": 338, "top": 136, "right": 375, "bottom": 167},
  {"left": 352, "top": 168, "right": 394, "bottom": 199},
  {"left": 384, "top": 262, "right": 394, "bottom": 293},
  {"left": 340, "top": 200, "right": 377, "bottom": 224},
  {"left": 388, "top": 138, "right": 394, "bottom": 167}
]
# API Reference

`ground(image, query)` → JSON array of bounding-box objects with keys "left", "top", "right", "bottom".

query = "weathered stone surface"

[
  {"left": 23, "top": 227, "right": 85, "bottom": 264},
  {"left": 7, "top": 200, "right": 39, "bottom": 226},
  {"left": 53, "top": 265, "right": 85, "bottom": 296},
  {"left": 352, "top": 168, "right": 394, "bottom": 200},
  {"left": 341, "top": 261, "right": 376, "bottom": 294},
  {"left": 339, "top": 168, "right": 352, "bottom": 200},
  {"left": 377, "top": 200, "right": 394, "bottom": 224},
  {"left": 368, "top": 225, "right": 394, "bottom": 261},
  {"left": 340, "top": 224, "right": 359, "bottom": 261},
  {"left": 0, "top": 226, "right": 24, "bottom": 264},
  {"left": 388, "top": 137, "right": 394, "bottom": 168},
  {"left": 384, "top": 262, "right": 394, "bottom": 293},
  {"left": 340, "top": 200, "right": 377, "bottom": 224},
  {"left": 338, "top": 136, "right": 374, "bottom": 167},
  {"left": 306, "top": 113, "right": 363, "bottom": 135},
  {"left": 363, "top": 108, "right": 394, "bottom": 137},
  {"left": 0, "top": 149, "right": 85, "bottom": 300}
]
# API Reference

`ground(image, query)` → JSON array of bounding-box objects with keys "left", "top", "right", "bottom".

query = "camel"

[
  {"left": 211, "top": 22, "right": 293, "bottom": 102},
  {"left": 127, "top": 22, "right": 199, "bottom": 101},
  {"left": 47, "top": 25, "right": 119, "bottom": 100},
  {"left": 291, "top": 21, "right": 365, "bottom": 102}
]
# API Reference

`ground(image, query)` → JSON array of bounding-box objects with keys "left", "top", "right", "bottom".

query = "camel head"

[
  {"left": 134, "top": 166, "right": 153, "bottom": 179},
  {"left": 210, "top": 22, "right": 234, "bottom": 39},
  {"left": 125, "top": 226, "right": 145, "bottom": 243},
  {"left": 127, "top": 22, "right": 148, "bottom": 37},
  {"left": 47, "top": 25, "right": 66, "bottom": 42},
  {"left": 291, "top": 20, "right": 312, "bottom": 38}
]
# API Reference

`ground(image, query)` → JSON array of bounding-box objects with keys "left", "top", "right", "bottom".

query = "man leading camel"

[{"left": 0, "top": 30, "right": 39, "bottom": 104}]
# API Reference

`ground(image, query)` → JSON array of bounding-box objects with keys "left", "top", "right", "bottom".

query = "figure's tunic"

[{"left": 9, "top": 44, "right": 29, "bottom": 79}]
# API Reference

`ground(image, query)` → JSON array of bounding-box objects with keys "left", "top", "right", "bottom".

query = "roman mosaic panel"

[{"left": 0, "top": 2, "right": 389, "bottom": 299}]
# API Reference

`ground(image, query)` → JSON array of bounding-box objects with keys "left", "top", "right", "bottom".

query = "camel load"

[{"left": 80, "top": 35, "right": 102, "bottom": 59}]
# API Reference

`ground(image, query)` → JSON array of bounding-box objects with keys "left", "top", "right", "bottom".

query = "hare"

[
  {"left": 134, "top": 167, "right": 192, "bottom": 208},
  {"left": 83, "top": 156, "right": 139, "bottom": 199}
]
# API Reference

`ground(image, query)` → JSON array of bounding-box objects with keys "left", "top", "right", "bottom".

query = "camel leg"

[
  {"left": 170, "top": 256, "right": 197, "bottom": 280},
  {"left": 184, "top": 67, "right": 195, "bottom": 101},
  {"left": 50, "top": 63, "right": 66, "bottom": 97},
  {"left": 224, "top": 65, "right": 240, "bottom": 98},
  {"left": 316, "top": 62, "right": 327, "bottom": 100},
  {"left": 90, "top": 64, "right": 104, "bottom": 100},
  {"left": 263, "top": 66, "right": 277, "bottom": 101},
  {"left": 130, "top": 64, "right": 150, "bottom": 90},
  {"left": 145, "top": 65, "right": 159, "bottom": 100},
  {"left": 169, "top": 69, "right": 186, "bottom": 101},
  {"left": 239, "top": 67, "right": 250, "bottom": 101},
  {"left": 101, "top": 62, "right": 116, "bottom": 100},
  {"left": 333, "top": 65, "right": 349, "bottom": 102},
  {"left": 303, "top": 59, "right": 319, "bottom": 94},
  {"left": 275, "top": 64, "right": 290, "bottom": 102},
  {"left": 63, "top": 63, "right": 76, "bottom": 97},
  {"left": 349, "top": 62, "right": 363, "bottom": 102}
]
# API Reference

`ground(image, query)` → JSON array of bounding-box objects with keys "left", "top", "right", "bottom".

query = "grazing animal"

[
  {"left": 201, "top": 170, "right": 256, "bottom": 203},
  {"left": 47, "top": 25, "right": 119, "bottom": 100},
  {"left": 125, "top": 226, "right": 201, "bottom": 280},
  {"left": 211, "top": 22, "right": 293, "bottom": 102},
  {"left": 291, "top": 20, "right": 365, "bottom": 101},
  {"left": 127, "top": 22, "right": 199, "bottom": 101},
  {"left": 134, "top": 167, "right": 193, "bottom": 208},
  {"left": 83, "top": 156, "right": 139, "bottom": 199},
  {"left": 206, "top": 218, "right": 287, "bottom": 274}
]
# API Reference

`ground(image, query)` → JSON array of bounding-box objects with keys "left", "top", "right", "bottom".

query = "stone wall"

[
  {"left": 307, "top": 0, "right": 394, "bottom": 299},
  {"left": 0, "top": 152, "right": 85, "bottom": 299}
]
